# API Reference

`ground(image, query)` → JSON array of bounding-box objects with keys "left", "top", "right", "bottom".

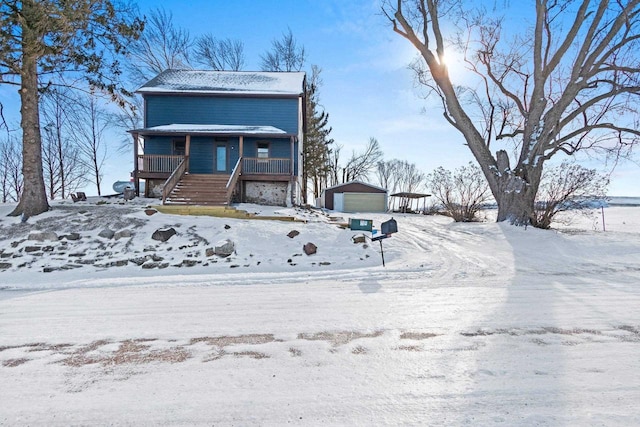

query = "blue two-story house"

[{"left": 129, "top": 69, "right": 305, "bottom": 206}]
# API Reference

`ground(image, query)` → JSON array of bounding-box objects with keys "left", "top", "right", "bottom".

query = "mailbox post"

[{"left": 372, "top": 218, "right": 398, "bottom": 267}]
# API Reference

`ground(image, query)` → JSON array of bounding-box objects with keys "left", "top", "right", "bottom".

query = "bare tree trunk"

[{"left": 9, "top": 18, "right": 49, "bottom": 217}]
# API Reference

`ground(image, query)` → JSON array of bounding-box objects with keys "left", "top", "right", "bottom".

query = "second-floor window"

[{"left": 257, "top": 141, "right": 269, "bottom": 159}]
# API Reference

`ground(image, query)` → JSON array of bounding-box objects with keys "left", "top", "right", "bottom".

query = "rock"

[
  {"left": 181, "top": 259, "right": 200, "bottom": 267},
  {"left": 214, "top": 239, "right": 235, "bottom": 257},
  {"left": 24, "top": 246, "right": 41, "bottom": 253},
  {"left": 43, "top": 267, "right": 60, "bottom": 273},
  {"left": 224, "top": 224, "right": 231, "bottom": 230},
  {"left": 114, "top": 229, "right": 133, "bottom": 240},
  {"left": 303, "top": 242, "right": 317, "bottom": 255},
  {"left": 28, "top": 231, "right": 58, "bottom": 242},
  {"left": 152, "top": 227, "right": 176, "bottom": 242},
  {"left": 107, "top": 260, "right": 128, "bottom": 267},
  {"left": 130, "top": 256, "right": 150, "bottom": 266},
  {"left": 287, "top": 230, "right": 300, "bottom": 239},
  {"left": 205, "top": 248, "right": 215, "bottom": 257},
  {"left": 98, "top": 228, "right": 115, "bottom": 239},
  {"left": 144, "top": 209, "right": 157, "bottom": 216},
  {"left": 63, "top": 233, "right": 81, "bottom": 241},
  {"left": 352, "top": 234, "right": 367, "bottom": 244},
  {"left": 142, "top": 261, "right": 161, "bottom": 269},
  {"left": 0, "top": 262, "right": 11, "bottom": 270}
]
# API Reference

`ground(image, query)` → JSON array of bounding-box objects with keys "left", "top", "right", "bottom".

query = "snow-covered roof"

[
  {"left": 137, "top": 70, "right": 305, "bottom": 96},
  {"left": 323, "top": 181, "right": 388, "bottom": 193},
  {"left": 131, "top": 124, "right": 294, "bottom": 137}
]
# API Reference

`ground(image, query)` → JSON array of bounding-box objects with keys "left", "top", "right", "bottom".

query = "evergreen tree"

[
  {"left": 0, "top": 0, "right": 143, "bottom": 217},
  {"left": 303, "top": 66, "right": 333, "bottom": 202}
]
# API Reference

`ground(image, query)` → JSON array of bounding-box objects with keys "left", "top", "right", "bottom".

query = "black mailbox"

[{"left": 381, "top": 218, "right": 398, "bottom": 235}]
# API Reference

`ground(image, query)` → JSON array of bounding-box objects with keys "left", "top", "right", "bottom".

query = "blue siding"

[
  {"left": 189, "top": 138, "right": 213, "bottom": 173},
  {"left": 145, "top": 96, "right": 299, "bottom": 134},
  {"left": 144, "top": 136, "right": 173, "bottom": 155}
]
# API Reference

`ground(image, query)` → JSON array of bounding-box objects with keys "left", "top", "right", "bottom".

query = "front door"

[{"left": 215, "top": 143, "right": 228, "bottom": 173}]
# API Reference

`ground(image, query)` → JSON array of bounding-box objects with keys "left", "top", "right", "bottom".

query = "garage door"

[{"left": 342, "top": 192, "right": 386, "bottom": 213}]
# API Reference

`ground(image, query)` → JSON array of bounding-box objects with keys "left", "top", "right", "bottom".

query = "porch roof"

[{"left": 130, "top": 124, "right": 295, "bottom": 138}]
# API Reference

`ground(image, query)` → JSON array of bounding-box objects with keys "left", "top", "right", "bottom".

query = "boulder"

[
  {"left": 287, "top": 230, "right": 300, "bottom": 239},
  {"left": 214, "top": 239, "right": 235, "bottom": 257},
  {"left": 0, "top": 262, "right": 11, "bottom": 270},
  {"left": 63, "top": 233, "right": 81, "bottom": 241},
  {"left": 98, "top": 228, "right": 115, "bottom": 239},
  {"left": 303, "top": 242, "right": 317, "bottom": 255},
  {"left": 144, "top": 209, "right": 157, "bottom": 216},
  {"left": 152, "top": 227, "right": 176, "bottom": 242},
  {"left": 352, "top": 234, "right": 367, "bottom": 244},
  {"left": 28, "top": 231, "right": 58, "bottom": 242},
  {"left": 114, "top": 229, "right": 133, "bottom": 240}
]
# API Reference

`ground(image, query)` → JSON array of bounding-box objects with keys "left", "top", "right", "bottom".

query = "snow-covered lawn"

[{"left": 1, "top": 200, "right": 639, "bottom": 425}]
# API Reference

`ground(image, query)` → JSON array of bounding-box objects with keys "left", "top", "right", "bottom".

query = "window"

[
  {"left": 257, "top": 142, "right": 269, "bottom": 159},
  {"left": 172, "top": 139, "right": 186, "bottom": 156}
]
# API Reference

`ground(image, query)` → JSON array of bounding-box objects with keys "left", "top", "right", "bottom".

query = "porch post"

[
  {"left": 290, "top": 136, "right": 295, "bottom": 205},
  {"left": 239, "top": 135, "right": 244, "bottom": 159},
  {"left": 290, "top": 136, "right": 294, "bottom": 176},
  {"left": 185, "top": 134, "right": 191, "bottom": 173},
  {"left": 132, "top": 132, "right": 139, "bottom": 196}
]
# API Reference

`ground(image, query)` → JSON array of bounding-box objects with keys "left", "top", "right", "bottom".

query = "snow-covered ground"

[{"left": 1, "top": 199, "right": 639, "bottom": 425}]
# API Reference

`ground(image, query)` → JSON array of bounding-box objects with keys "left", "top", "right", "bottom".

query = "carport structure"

[{"left": 390, "top": 192, "right": 431, "bottom": 213}]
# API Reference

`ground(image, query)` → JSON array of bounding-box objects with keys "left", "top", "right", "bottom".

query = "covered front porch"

[{"left": 129, "top": 124, "right": 299, "bottom": 205}]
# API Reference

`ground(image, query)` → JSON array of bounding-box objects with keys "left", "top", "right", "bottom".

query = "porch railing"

[
  {"left": 226, "top": 157, "right": 242, "bottom": 205},
  {"left": 162, "top": 157, "right": 188, "bottom": 204},
  {"left": 138, "top": 154, "right": 185, "bottom": 173},
  {"left": 242, "top": 157, "right": 291, "bottom": 175}
]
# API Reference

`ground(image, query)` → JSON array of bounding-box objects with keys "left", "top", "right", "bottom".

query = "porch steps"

[{"left": 165, "top": 173, "right": 231, "bottom": 206}]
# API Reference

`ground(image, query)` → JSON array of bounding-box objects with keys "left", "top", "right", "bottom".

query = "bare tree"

[
  {"left": 428, "top": 163, "right": 492, "bottom": 222},
  {"left": 194, "top": 35, "right": 245, "bottom": 71},
  {"left": 384, "top": 0, "right": 640, "bottom": 227},
  {"left": 376, "top": 159, "right": 402, "bottom": 193},
  {"left": 377, "top": 159, "right": 426, "bottom": 210},
  {"left": 342, "top": 137, "right": 384, "bottom": 183},
  {"left": 261, "top": 28, "right": 306, "bottom": 72},
  {"left": 70, "top": 93, "right": 111, "bottom": 196},
  {"left": 327, "top": 144, "right": 343, "bottom": 187},
  {"left": 40, "top": 89, "right": 87, "bottom": 199},
  {"left": 127, "top": 8, "right": 191, "bottom": 85},
  {"left": 0, "top": 136, "right": 23, "bottom": 203},
  {"left": 534, "top": 161, "right": 609, "bottom": 229}
]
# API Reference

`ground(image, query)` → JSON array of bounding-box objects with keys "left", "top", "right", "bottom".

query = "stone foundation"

[
  {"left": 145, "top": 179, "right": 164, "bottom": 198},
  {"left": 244, "top": 182, "right": 288, "bottom": 206}
]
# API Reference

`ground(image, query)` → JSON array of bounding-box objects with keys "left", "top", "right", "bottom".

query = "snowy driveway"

[{"left": 1, "top": 211, "right": 639, "bottom": 425}]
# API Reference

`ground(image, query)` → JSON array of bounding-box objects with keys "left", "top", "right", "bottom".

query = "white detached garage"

[{"left": 321, "top": 181, "right": 388, "bottom": 213}]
